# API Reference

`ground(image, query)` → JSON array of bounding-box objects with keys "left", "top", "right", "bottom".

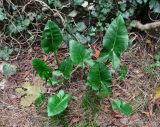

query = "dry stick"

[
  {"left": 136, "top": 21, "right": 160, "bottom": 31},
  {"left": 22, "top": 0, "right": 65, "bottom": 26},
  {"left": 10, "top": 34, "right": 21, "bottom": 60}
]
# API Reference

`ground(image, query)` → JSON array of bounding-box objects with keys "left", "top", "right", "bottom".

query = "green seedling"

[{"left": 32, "top": 15, "right": 132, "bottom": 117}]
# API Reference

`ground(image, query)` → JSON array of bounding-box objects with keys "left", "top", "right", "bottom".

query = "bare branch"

[{"left": 136, "top": 21, "right": 160, "bottom": 31}]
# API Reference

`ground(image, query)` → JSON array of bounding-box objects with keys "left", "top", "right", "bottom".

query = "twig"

[
  {"left": 9, "top": 34, "right": 21, "bottom": 60},
  {"left": 136, "top": 20, "right": 160, "bottom": 31},
  {"left": 22, "top": 0, "right": 66, "bottom": 26}
]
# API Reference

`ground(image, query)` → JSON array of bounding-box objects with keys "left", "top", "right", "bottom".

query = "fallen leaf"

[
  {"left": 93, "top": 46, "right": 100, "bottom": 59},
  {"left": 154, "top": 87, "right": 160, "bottom": 100},
  {"left": 16, "top": 75, "right": 46, "bottom": 107}
]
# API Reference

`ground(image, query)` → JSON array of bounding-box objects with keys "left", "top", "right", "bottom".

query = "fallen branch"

[{"left": 136, "top": 21, "right": 160, "bottom": 31}]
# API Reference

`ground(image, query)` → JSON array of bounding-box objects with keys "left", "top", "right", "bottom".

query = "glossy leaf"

[
  {"left": 112, "top": 52, "right": 120, "bottom": 71},
  {"left": 99, "top": 15, "right": 128, "bottom": 70},
  {"left": 111, "top": 98, "right": 132, "bottom": 115},
  {"left": 85, "top": 59, "right": 95, "bottom": 66},
  {"left": 32, "top": 58, "right": 52, "bottom": 81},
  {"left": 69, "top": 40, "right": 91, "bottom": 66},
  {"left": 41, "top": 20, "right": 63, "bottom": 53},
  {"left": 87, "top": 62, "right": 112, "bottom": 91},
  {"left": 59, "top": 58, "right": 73, "bottom": 78},
  {"left": 47, "top": 90, "right": 72, "bottom": 116}
]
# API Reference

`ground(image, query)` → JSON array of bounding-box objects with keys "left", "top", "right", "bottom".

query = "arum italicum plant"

[{"left": 32, "top": 15, "right": 132, "bottom": 117}]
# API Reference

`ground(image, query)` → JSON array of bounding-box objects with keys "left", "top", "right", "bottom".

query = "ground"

[
  {"left": 1, "top": 1, "right": 160, "bottom": 127},
  {"left": 1, "top": 34, "right": 160, "bottom": 127}
]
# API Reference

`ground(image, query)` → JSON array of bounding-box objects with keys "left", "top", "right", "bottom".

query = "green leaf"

[
  {"left": 34, "top": 93, "right": 45, "bottom": 107},
  {"left": 85, "top": 59, "right": 95, "bottom": 66},
  {"left": 130, "top": 20, "right": 137, "bottom": 28},
  {"left": 69, "top": 40, "right": 91, "bottom": 66},
  {"left": 54, "top": 0, "right": 62, "bottom": 8},
  {"left": 76, "top": 22, "right": 86, "bottom": 32},
  {"left": 99, "top": 15, "right": 128, "bottom": 70},
  {"left": 136, "top": 0, "right": 143, "bottom": 4},
  {"left": 47, "top": 77, "right": 58, "bottom": 85},
  {"left": 52, "top": 70, "right": 63, "bottom": 76},
  {"left": 48, "top": 0, "right": 62, "bottom": 8},
  {"left": 75, "top": 33, "right": 91, "bottom": 44},
  {"left": 119, "top": 2, "right": 127, "bottom": 12},
  {"left": 41, "top": 20, "right": 63, "bottom": 53},
  {"left": 74, "top": 0, "right": 84, "bottom": 5},
  {"left": 149, "top": 0, "right": 160, "bottom": 13},
  {"left": 59, "top": 58, "right": 73, "bottom": 78},
  {"left": 32, "top": 58, "right": 53, "bottom": 81},
  {"left": 7, "top": 18, "right": 30, "bottom": 34},
  {"left": 112, "top": 52, "right": 120, "bottom": 71},
  {"left": 118, "top": 66, "right": 128, "bottom": 81},
  {"left": 2, "top": 64, "right": 16, "bottom": 76},
  {"left": 111, "top": 98, "right": 132, "bottom": 116},
  {"left": 87, "top": 62, "right": 112, "bottom": 91},
  {"left": 0, "top": 63, "right": 17, "bottom": 76},
  {"left": 47, "top": 71, "right": 63, "bottom": 85},
  {"left": 47, "top": 90, "right": 72, "bottom": 116},
  {"left": 0, "top": 8, "right": 7, "bottom": 21},
  {"left": 96, "top": 84, "right": 112, "bottom": 99},
  {"left": 0, "top": 46, "right": 13, "bottom": 61}
]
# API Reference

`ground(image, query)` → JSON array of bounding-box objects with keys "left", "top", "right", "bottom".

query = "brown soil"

[{"left": 0, "top": 36, "right": 160, "bottom": 127}]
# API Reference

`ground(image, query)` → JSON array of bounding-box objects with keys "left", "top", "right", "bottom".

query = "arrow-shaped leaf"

[
  {"left": 99, "top": 15, "right": 128, "bottom": 71},
  {"left": 32, "top": 58, "right": 53, "bottom": 81},
  {"left": 59, "top": 57, "right": 73, "bottom": 78},
  {"left": 47, "top": 90, "right": 72, "bottom": 116},
  {"left": 87, "top": 62, "right": 112, "bottom": 98},
  {"left": 41, "top": 20, "right": 63, "bottom": 53},
  {"left": 69, "top": 40, "right": 91, "bottom": 66}
]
